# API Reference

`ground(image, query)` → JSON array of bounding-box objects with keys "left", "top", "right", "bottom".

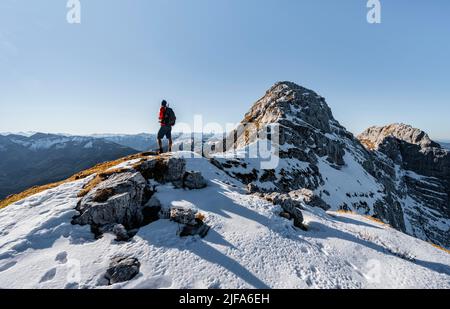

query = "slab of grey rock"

[
  {"left": 289, "top": 189, "right": 330, "bottom": 211},
  {"left": 183, "top": 171, "right": 207, "bottom": 189},
  {"left": 73, "top": 171, "right": 149, "bottom": 229},
  {"left": 105, "top": 256, "right": 140, "bottom": 285},
  {"left": 265, "top": 192, "right": 304, "bottom": 228}
]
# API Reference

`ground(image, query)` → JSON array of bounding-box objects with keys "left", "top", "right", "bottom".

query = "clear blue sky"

[{"left": 1, "top": 0, "right": 449, "bottom": 140}]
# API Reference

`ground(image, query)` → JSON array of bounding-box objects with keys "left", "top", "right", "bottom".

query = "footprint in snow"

[
  {"left": 55, "top": 251, "right": 68, "bottom": 264},
  {"left": 0, "top": 261, "right": 17, "bottom": 272},
  {"left": 309, "top": 265, "right": 317, "bottom": 273},
  {"left": 64, "top": 282, "right": 79, "bottom": 289},
  {"left": 305, "top": 276, "right": 313, "bottom": 287},
  {"left": 39, "top": 268, "right": 57, "bottom": 283}
]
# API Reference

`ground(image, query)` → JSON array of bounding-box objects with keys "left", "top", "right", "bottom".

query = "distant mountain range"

[
  {"left": 1, "top": 82, "right": 448, "bottom": 289},
  {"left": 440, "top": 142, "right": 450, "bottom": 150},
  {"left": 90, "top": 133, "right": 161, "bottom": 152},
  {"left": 0, "top": 131, "right": 225, "bottom": 199},
  {"left": 0, "top": 133, "right": 137, "bottom": 199}
]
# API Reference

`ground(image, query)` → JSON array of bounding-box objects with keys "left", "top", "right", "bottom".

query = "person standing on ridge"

[{"left": 157, "top": 100, "right": 176, "bottom": 154}]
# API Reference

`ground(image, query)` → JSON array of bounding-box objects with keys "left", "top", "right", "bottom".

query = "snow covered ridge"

[
  {"left": 206, "top": 82, "right": 449, "bottom": 249},
  {"left": 0, "top": 152, "right": 449, "bottom": 289},
  {"left": 0, "top": 81, "right": 449, "bottom": 289},
  {"left": 3, "top": 133, "right": 120, "bottom": 151}
]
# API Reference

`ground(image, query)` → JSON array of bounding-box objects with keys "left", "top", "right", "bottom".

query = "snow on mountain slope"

[
  {"left": 0, "top": 153, "right": 448, "bottom": 289},
  {"left": 208, "top": 82, "right": 449, "bottom": 249}
]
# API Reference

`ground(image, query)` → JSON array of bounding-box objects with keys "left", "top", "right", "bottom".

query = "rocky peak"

[
  {"left": 221, "top": 81, "right": 350, "bottom": 156},
  {"left": 243, "top": 81, "right": 342, "bottom": 134},
  {"left": 210, "top": 82, "right": 449, "bottom": 249},
  {"left": 358, "top": 123, "right": 441, "bottom": 151}
]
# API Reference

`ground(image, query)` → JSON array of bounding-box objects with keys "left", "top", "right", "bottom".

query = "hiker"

[{"left": 157, "top": 100, "right": 176, "bottom": 153}]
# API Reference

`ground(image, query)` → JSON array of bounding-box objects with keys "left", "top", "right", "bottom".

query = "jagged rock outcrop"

[
  {"left": 209, "top": 81, "right": 450, "bottom": 248},
  {"left": 358, "top": 124, "right": 450, "bottom": 246},
  {"left": 264, "top": 193, "right": 304, "bottom": 228},
  {"left": 358, "top": 124, "right": 449, "bottom": 186},
  {"left": 183, "top": 171, "right": 208, "bottom": 189},
  {"left": 105, "top": 256, "right": 141, "bottom": 284},
  {"left": 289, "top": 189, "right": 330, "bottom": 211},
  {"left": 72, "top": 155, "right": 210, "bottom": 239},
  {"left": 73, "top": 171, "right": 151, "bottom": 229}
]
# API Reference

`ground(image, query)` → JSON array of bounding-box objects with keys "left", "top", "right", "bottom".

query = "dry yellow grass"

[
  {"left": 364, "top": 215, "right": 391, "bottom": 227},
  {"left": 0, "top": 152, "right": 157, "bottom": 210},
  {"left": 336, "top": 209, "right": 354, "bottom": 214},
  {"left": 430, "top": 243, "right": 450, "bottom": 254},
  {"left": 335, "top": 210, "right": 390, "bottom": 227},
  {"left": 77, "top": 167, "right": 131, "bottom": 198}
]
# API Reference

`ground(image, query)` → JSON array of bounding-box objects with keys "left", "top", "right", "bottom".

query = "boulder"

[
  {"left": 134, "top": 156, "right": 186, "bottom": 183},
  {"left": 265, "top": 193, "right": 304, "bottom": 228},
  {"left": 289, "top": 189, "right": 330, "bottom": 210},
  {"left": 73, "top": 171, "right": 151, "bottom": 229},
  {"left": 183, "top": 171, "right": 207, "bottom": 189},
  {"left": 170, "top": 206, "right": 197, "bottom": 225},
  {"left": 105, "top": 256, "right": 140, "bottom": 285}
]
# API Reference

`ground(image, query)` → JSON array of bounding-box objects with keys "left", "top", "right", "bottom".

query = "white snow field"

[{"left": 0, "top": 153, "right": 449, "bottom": 289}]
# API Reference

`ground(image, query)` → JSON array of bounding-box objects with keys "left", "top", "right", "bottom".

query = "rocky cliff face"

[
  {"left": 358, "top": 124, "right": 450, "bottom": 247},
  {"left": 210, "top": 82, "right": 449, "bottom": 248}
]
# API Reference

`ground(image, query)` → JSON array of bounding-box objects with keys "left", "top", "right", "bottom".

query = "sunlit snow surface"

[{"left": 0, "top": 153, "right": 448, "bottom": 289}]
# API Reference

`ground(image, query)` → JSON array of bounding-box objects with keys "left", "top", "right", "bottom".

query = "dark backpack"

[{"left": 164, "top": 107, "right": 176, "bottom": 126}]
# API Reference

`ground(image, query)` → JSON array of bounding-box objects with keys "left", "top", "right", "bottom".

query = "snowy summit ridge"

[
  {"left": 211, "top": 81, "right": 449, "bottom": 249},
  {"left": 0, "top": 81, "right": 449, "bottom": 289}
]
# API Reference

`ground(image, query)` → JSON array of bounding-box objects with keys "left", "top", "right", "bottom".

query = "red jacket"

[{"left": 159, "top": 106, "right": 166, "bottom": 126}]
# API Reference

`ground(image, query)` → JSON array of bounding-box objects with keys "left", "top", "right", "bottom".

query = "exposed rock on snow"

[
  {"left": 183, "top": 171, "right": 208, "bottom": 190},
  {"left": 170, "top": 206, "right": 197, "bottom": 225},
  {"left": 359, "top": 124, "right": 450, "bottom": 248},
  {"left": 358, "top": 123, "right": 441, "bottom": 150},
  {"left": 179, "top": 221, "right": 210, "bottom": 238},
  {"left": 289, "top": 189, "right": 330, "bottom": 211},
  {"left": 105, "top": 256, "right": 141, "bottom": 285},
  {"left": 134, "top": 156, "right": 186, "bottom": 183},
  {"left": 264, "top": 193, "right": 304, "bottom": 228},
  {"left": 73, "top": 171, "right": 150, "bottom": 230},
  {"left": 210, "top": 81, "right": 449, "bottom": 249},
  {"left": 72, "top": 155, "right": 210, "bottom": 240},
  {"left": 0, "top": 152, "right": 449, "bottom": 289},
  {"left": 97, "top": 224, "right": 130, "bottom": 242},
  {"left": 169, "top": 205, "right": 210, "bottom": 237},
  {"left": 0, "top": 82, "right": 449, "bottom": 289}
]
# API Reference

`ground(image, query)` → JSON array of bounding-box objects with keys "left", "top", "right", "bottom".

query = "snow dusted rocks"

[
  {"left": 72, "top": 154, "right": 211, "bottom": 240},
  {"left": 289, "top": 189, "right": 330, "bottom": 211},
  {"left": 209, "top": 81, "right": 449, "bottom": 249},
  {"left": 170, "top": 206, "right": 197, "bottom": 225},
  {"left": 105, "top": 256, "right": 141, "bottom": 285},
  {"left": 183, "top": 171, "right": 208, "bottom": 189},
  {"left": 359, "top": 124, "right": 450, "bottom": 248},
  {"left": 170, "top": 206, "right": 210, "bottom": 238},
  {"left": 134, "top": 156, "right": 186, "bottom": 183},
  {"left": 73, "top": 171, "right": 150, "bottom": 230},
  {"left": 264, "top": 193, "right": 304, "bottom": 228}
]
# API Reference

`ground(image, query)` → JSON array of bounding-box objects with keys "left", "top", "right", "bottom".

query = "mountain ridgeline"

[
  {"left": 0, "top": 133, "right": 138, "bottom": 199},
  {"left": 1, "top": 81, "right": 448, "bottom": 249},
  {"left": 210, "top": 82, "right": 449, "bottom": 248},
  {"left": 1, "top": 82, "right": 449, "bottom": 289}
]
